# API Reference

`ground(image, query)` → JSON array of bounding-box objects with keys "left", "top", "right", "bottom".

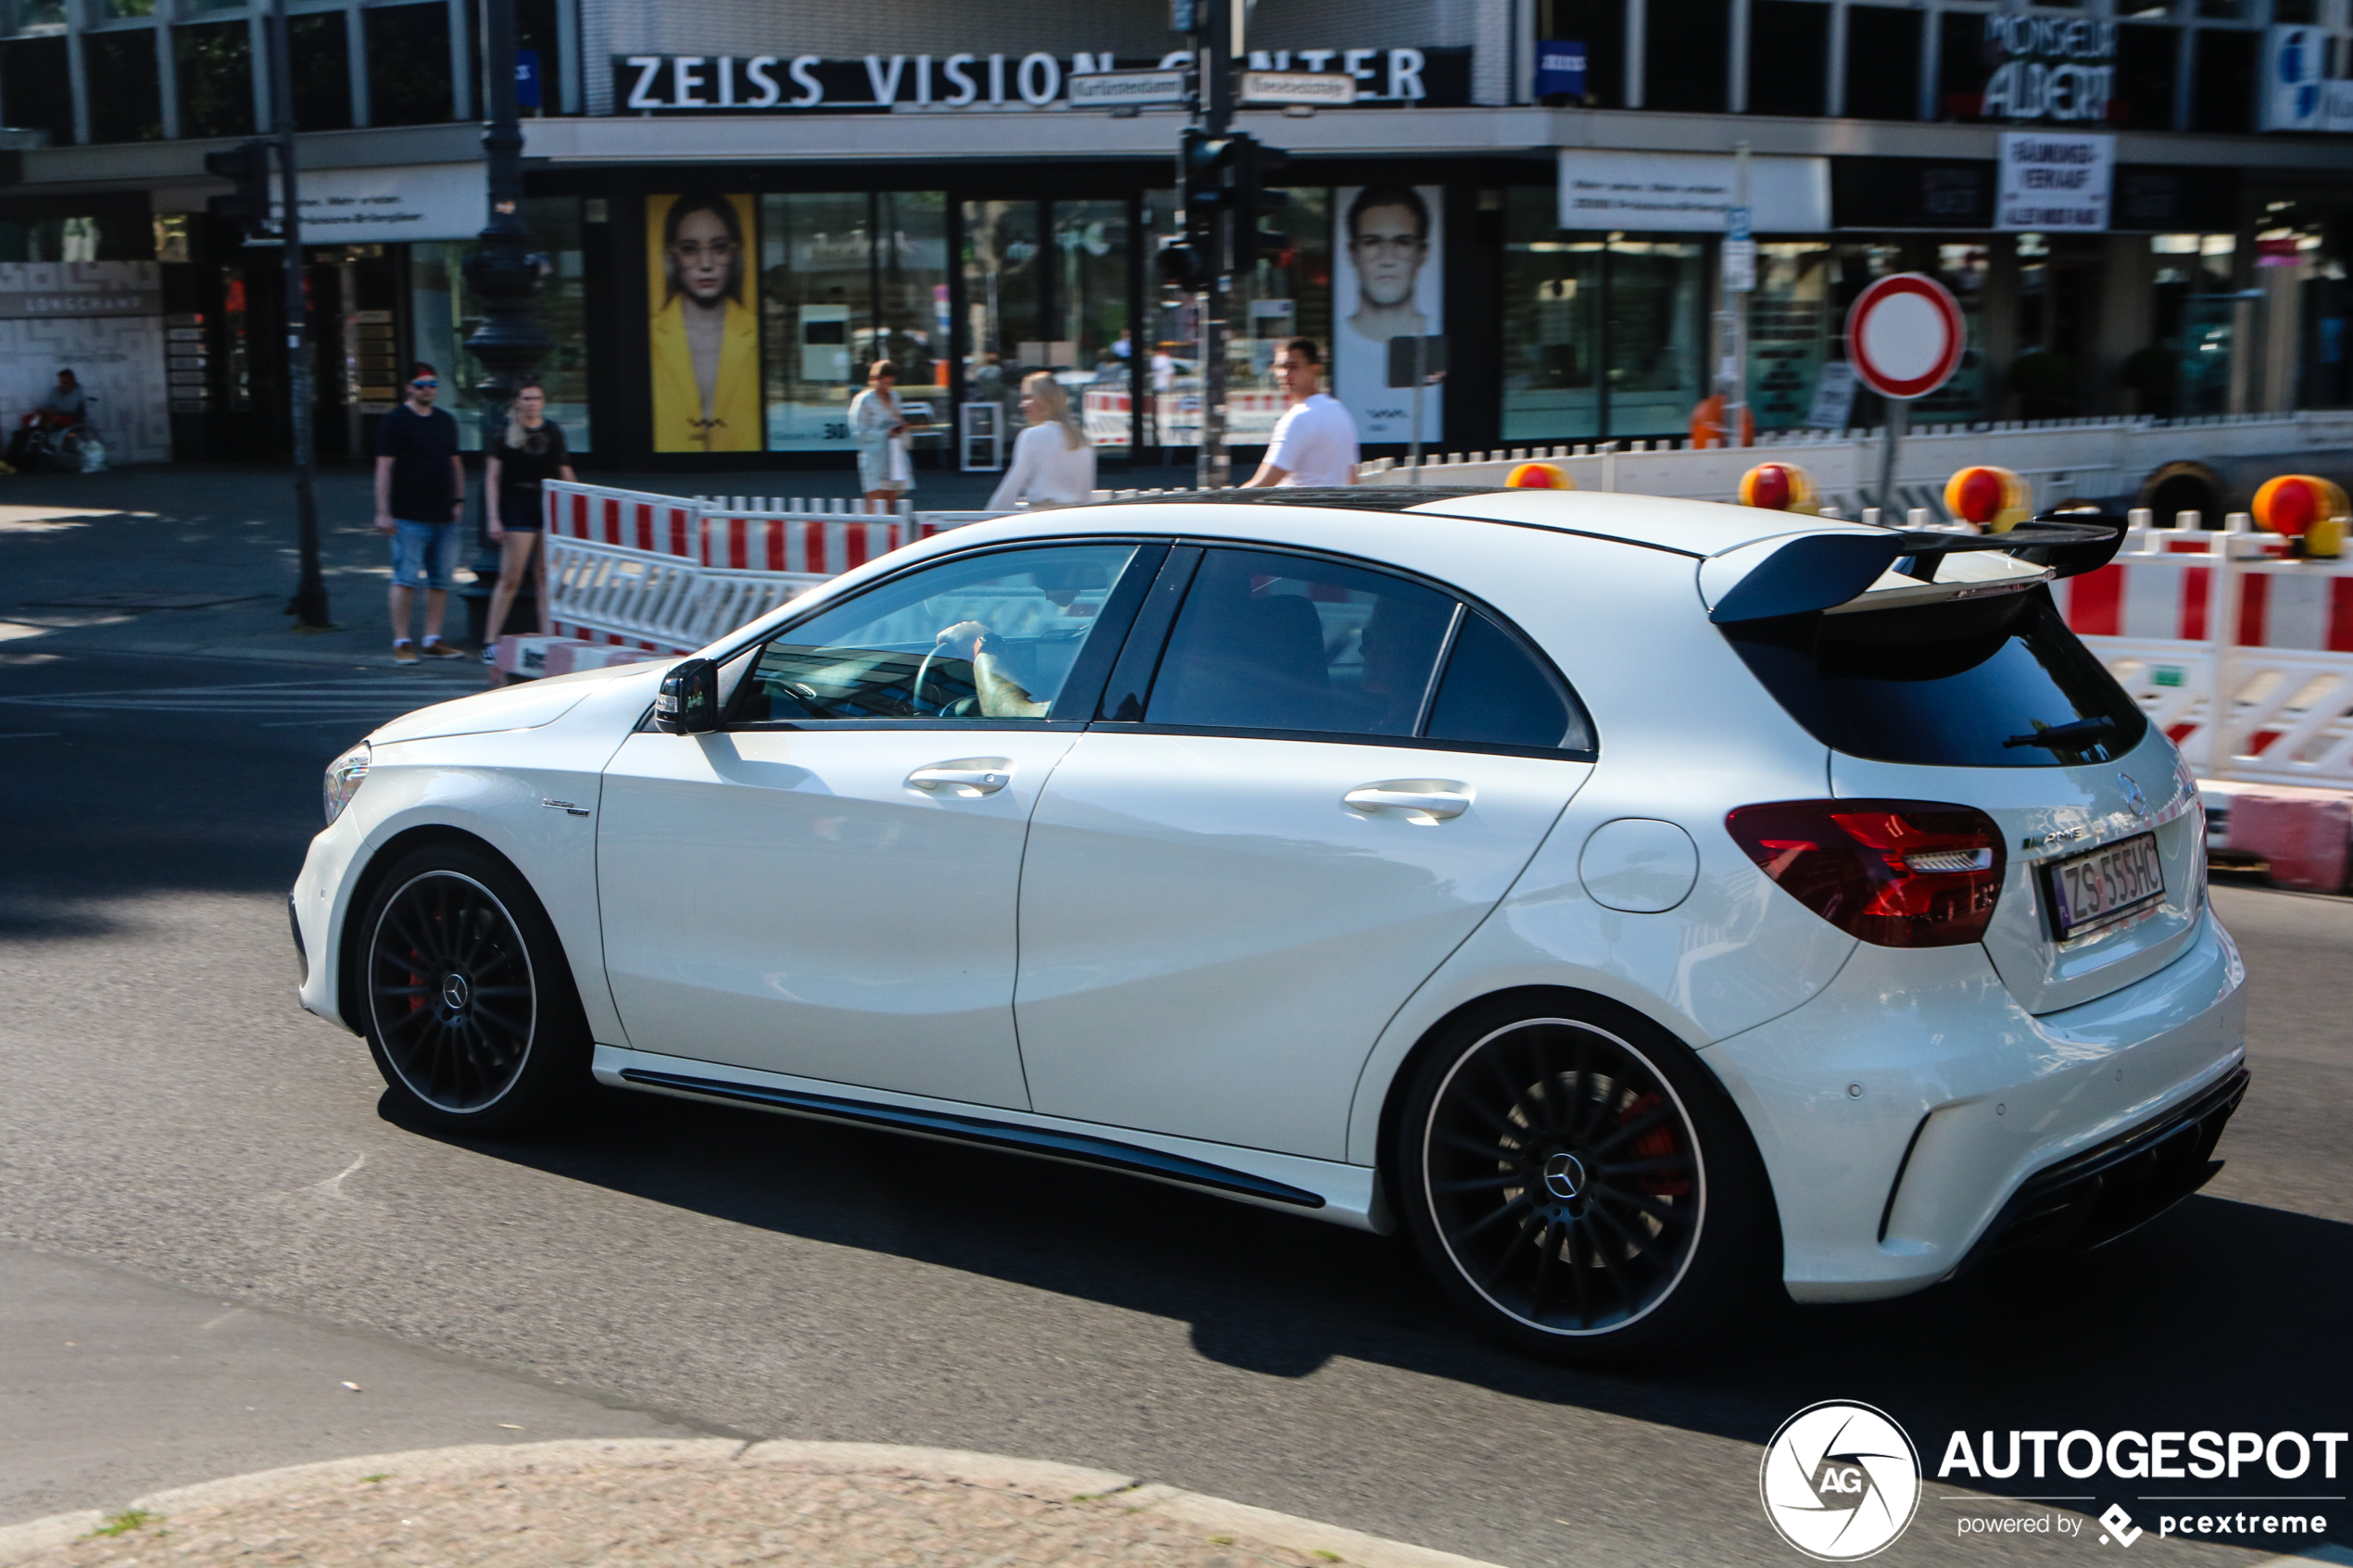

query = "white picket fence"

[{"left": 1356, "top": 408, "right": 2353, "bottom": 520}]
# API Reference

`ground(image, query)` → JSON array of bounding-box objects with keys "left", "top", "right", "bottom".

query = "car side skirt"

[{"left": 595, "top": 1046, "right": 1387, "bottom": 1231}]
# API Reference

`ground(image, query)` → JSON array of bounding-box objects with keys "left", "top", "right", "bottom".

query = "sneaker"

[
  {"left": 480, "top": 644, "right": 499, "bottom": 667},
  {"left": 419, "top": 639, "right": 463, "bottom": 659},
  {"left": 392, "top": 641, "right": 420, "bottom": 666}
]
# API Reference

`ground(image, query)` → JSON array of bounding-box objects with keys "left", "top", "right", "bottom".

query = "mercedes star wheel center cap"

[
  {"left": 1542, "top": 1150, "right": 1586, "bottom": 1201},
  {"left": 442, "top": 972, "right": 471, "bottom": 1011}
]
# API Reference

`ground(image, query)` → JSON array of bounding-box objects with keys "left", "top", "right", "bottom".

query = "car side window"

[
  {"left": 1143, "top": 548, "right": 1455, "bottom": 738},
  {"left": 738, "top": 544, "right": 1139, "bottom": 724},
  {"left": 1424, "top": 610, "right": 1592, "bottom": 752}
]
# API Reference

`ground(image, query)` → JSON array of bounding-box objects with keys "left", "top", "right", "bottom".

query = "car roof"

[{"left": 1087, "top": 486, "right": 1882, "bottom": 558}]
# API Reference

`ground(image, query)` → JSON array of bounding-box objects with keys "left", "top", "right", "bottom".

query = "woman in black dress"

[{"left": 483, "top": 380, "right": 577, "bottom": 664}]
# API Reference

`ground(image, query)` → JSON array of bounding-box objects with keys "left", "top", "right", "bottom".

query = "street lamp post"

[
  {"left": 269, "top": 0, "right": 330, "bottom": 628},
  {"left": 459, "top": 0, "right": 551, "bottom": 650}
]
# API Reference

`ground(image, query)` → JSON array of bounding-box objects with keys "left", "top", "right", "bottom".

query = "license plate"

[{"left": 2042, "top": 831, "right": 2166, "bottom": 940}]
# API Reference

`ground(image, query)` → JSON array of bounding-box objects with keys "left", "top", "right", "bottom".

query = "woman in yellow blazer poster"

[{"left": 647, "top": 192, "right": 760, "bottom": 452}]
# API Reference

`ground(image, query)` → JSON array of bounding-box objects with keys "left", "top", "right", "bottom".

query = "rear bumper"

[
  {"left": 1701, "top": 909, "right": 2247, "bottom": 1303},
  {"left": 1957, "top": 1065, "right": 2247, "bottom": 1271}
]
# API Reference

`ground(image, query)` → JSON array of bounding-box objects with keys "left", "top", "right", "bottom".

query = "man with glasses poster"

[
  {"left": 372, "top": 362, "right": 468, "bottom": 665},
  {"left": 1331, "top": 184, "right": 1444, "bottom": 448}
]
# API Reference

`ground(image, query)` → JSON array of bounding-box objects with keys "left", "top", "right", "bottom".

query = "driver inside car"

[{"left": 925, "top": 559, "right": 1109, "bottom": 720}]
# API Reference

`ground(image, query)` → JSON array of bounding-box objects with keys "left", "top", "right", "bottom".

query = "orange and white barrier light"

[
  {"left": 1737, "top": 462, "right": 1818, "bottom": 514},
  {"left": 1505, "top": 461, "right": 1573, "bottom": 490},
  {"left": 1944, "top": 466, "right": 2032, "bottom": 532},
  {"left": 2251, "top": 474, "right": 2348, "bottom": 558}
]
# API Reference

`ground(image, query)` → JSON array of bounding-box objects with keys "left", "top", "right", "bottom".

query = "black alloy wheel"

[
  {"left": 1396, "top": 997, "right": 1774, "bottom": 1362},
  {"left": 357, "top": 844, "right": 587, "bottom": 1134}
]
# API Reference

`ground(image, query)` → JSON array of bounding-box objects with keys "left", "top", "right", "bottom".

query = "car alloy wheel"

[
  {"left": 1421, "top": 1016, "right": 1705, "bottom": 1336},
  {"left": 367, "top": 869, "right": 539, "bottom": 1115}
]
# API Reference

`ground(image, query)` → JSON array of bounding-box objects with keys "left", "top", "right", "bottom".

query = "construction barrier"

[{"left": 1355, "top": 408, "right": 2353, "bottom": 520}]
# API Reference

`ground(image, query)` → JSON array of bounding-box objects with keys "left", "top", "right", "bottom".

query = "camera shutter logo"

[{"left": 1758, "top": 1400, "right": 1922, "bottom": 1561}]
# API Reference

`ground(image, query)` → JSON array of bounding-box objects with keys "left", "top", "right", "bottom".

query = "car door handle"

[
  {"left": 907, "top": 760, "right": 1013, "bottom": 796},
  {"left": 1343, "top": 783, "right": 1473, "bottom": 821}
]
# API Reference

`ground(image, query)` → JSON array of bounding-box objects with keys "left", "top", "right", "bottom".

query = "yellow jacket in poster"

[{"left": 649, "top": 295, "right": 760, "bottom": 452}]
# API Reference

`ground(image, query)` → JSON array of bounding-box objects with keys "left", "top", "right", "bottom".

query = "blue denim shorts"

[{"left": 389, "top": 520, "right": 462, "bottom": 590}]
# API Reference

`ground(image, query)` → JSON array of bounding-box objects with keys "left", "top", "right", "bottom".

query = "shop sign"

[
  {"left": 1556, "top": 150, "right": 1830, "bottom": 233},
  {"left": 1994, "top": 132, "right": 2111, "bottom": 232},
  {"left": 1535, "top": 40, "right": 1586, "bottom": 97},
  {"left": 1961, "top": 16, "right": 2116, "bottom": 123},
  {"left": 2259, "top": 26, "right": 2353, "bottom": 131},
  {"left": 0, "top": 266, "right": 162, "bottom": 319},
  {"left": 257, "top": 162, "right": 484, "bottom": 245},
  {"left": 1831, "top": 157, "right": 1993, "bottom": 231},
  {"left": 611, "top": 47, "right": 1466, "bottom": 113}
]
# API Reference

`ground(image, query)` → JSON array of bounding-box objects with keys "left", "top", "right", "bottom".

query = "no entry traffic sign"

[{"left": 1844, "top": 273, "right": 1964, "bottom": 402}]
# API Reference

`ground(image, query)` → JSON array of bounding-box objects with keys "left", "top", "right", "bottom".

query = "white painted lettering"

[
  {"left": 744, "top": 56, "right": 781, "bottom": 107},
  {"left": 942, "top": 53, "right": 978, "bottom": 105},
  {"left": 788, "top": 55, "right": 824, "bottom": 106},
  {"left": 625, "top": 56, "right": 663, "bottom": 108},
  {"left": 1388, "top": 46, "right": 1426, "bottom": 100},
  {"left": 1016, "top": 52, "right": 1060, "bottom": 104},
  {"left": 865, "top": 54, "right": 907, "bottom": 105},
  {"left": 672, "top": 56, "right": 706, "bottom": 107}
]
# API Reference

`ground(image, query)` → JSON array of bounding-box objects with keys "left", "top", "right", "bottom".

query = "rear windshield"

[{"left": 1720, "top": 586, "right": 2148, "bottom": 768}]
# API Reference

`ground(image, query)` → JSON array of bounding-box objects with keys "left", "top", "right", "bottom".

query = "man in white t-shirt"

[{"left": 1240, "top": 337, "right": 1359, "bottom": 488}]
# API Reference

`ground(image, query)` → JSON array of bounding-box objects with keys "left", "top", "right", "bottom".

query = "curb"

[{"left": 0, "top": 1437, "right": 1512, "bottom": 1568}]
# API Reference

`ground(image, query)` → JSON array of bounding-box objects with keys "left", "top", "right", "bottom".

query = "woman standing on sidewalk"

[
  {"left": 849, "top": 359, "right": 912, "bottom": 510},
  {"left": 987, "top": 373, "right": 1095, "bottom": 509},
  {"left": 482, "top": 380, "right": 576, "bottom": 667}
]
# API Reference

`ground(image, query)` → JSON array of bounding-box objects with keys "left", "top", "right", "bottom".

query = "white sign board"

[
  {"left": 1557, "top": 150, "right": 1830, "bottom": 232},
  {"left": 1066, "top": 69, "right": 1189, "bottom": 107},
  {"left": 263, "top": 162, "right": 484, "bottom": 245},
  {"left": 1239, "top": 69, "right": 1356, "bottom": 106},
  {"left": 1994, "top": 132, "right": 2111, "bottom": 232}
]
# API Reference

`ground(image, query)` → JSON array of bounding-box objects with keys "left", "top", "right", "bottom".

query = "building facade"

[{"left": 1, "top": 0, "right": 2348, "bottom": 472}]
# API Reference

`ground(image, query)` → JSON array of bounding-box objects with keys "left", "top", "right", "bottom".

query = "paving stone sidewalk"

[{"left": 0, "top": 1441, "right": 1504, "bottom": 1568}]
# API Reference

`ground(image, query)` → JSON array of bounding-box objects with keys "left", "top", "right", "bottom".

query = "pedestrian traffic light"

[
  {"left": 204, "top": 139, "right": 274, "bottom": 232},
  {"left": 1155, "top": 234, "right": 1209, "bottom": 290}
]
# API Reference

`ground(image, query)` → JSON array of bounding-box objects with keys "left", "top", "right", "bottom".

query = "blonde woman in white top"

[{"left": 988, "top": 372, "right": 1096, "bottom": 508}]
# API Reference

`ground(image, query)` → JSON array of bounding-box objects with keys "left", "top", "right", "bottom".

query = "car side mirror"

[{"left": 654, "top": 657, "right": 720, "bottom": 734}]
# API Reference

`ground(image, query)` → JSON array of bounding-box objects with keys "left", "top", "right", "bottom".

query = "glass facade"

[
  {"left": 1501, "top": 190, "right": 1706, "bottom": 443},
  {"left": 409, "top": 196, "right": 596, "bottom": 451}
]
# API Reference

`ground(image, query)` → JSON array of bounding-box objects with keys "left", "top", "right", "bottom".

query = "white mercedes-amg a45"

[{"left": 293, "top": 488, "right": 2247, "bottom": 1361}]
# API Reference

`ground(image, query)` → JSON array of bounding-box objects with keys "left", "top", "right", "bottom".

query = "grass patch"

[
  {"left": 360, "top": 1474, "right": 391, "bottom": 1485},
  {"left": 86, "top": 1510, "right": 158, "bottom": 1538}
]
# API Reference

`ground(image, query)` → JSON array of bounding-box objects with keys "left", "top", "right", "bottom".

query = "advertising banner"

[
  {"left": 259, "top": 162, "right": 484, "bottom": 246},
  {"left": 1332, "top": 184, "right": 1442, "bottom": 445},
  {"left": 646, "top": 193, "right": 761, "bottom": 453},
  {"left": 1557, "top": 151, "right": 1831, "bottom": 232},
  {"left": 1994, "top": 132, "right": 2113, "bottom": 232}
]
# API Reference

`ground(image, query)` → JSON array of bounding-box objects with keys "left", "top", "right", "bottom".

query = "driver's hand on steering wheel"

[{"left": 934, "top": 621, "right": 992, "bottom": 661}]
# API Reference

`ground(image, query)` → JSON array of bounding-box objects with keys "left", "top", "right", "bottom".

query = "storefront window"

[
  {"left": 761, "top": 192, "right": 871, "bottom": 454},
  {"left": 408, "top": 197, "right": 596, "bottom": 451},
  {"left": 1745, "top": 243, "right": 1831, "bottom": 430},
  {"left": 1143, "top": 188, "right": 1197, "bottom": 448},
  {"left": 1229, "top": 187, "right": 1330, "bottom": 446},
  {"left": 1912, "top": 242, "right": 1987, "bottom": 423},
  {"left": 1052, "top": 198, "right": 1131, "bottom": 452},
  {"left": 0, "top": 37, "right": 73, "bottom": 149},
  {"left": 962, "top": 199, "right": 1041, "bottom": 438},
  {"left": 2149, "top": 233, "right": 2241, "bottom": 418},
  {"left": 1605, "top": 240, "right": 1705, "bottom": 437},
  {"left": 1503, "top": 189, "right": 1602, "bottom": 442}
]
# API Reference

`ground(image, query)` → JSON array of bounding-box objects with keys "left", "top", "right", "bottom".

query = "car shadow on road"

[{"left": 393, "top": 1079, "right": 2353, "bottom": 1520}]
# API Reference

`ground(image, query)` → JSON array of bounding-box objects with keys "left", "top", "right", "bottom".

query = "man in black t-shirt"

[{"left": 374, "top": 362, "right": 469, "bottom": 664}]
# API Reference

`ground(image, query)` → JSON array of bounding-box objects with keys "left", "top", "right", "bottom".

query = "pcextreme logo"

[{"left": 1760, "top": 1400, "right": 1925, "bottom": 1561}]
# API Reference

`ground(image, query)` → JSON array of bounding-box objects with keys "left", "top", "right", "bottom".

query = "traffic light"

[
  {"left": 1169, "top": 127, "right": 1241, "bottom": 280},
  {"left": 1233, "top": 136, "right": 1290, "bottom": 271},
  {"left": 204, "top": 139, "right": 274, "bottom": 232}
]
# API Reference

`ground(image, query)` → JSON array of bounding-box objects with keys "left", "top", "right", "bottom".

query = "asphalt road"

[{"left": 1, "top": 641, "right": 2348, "bottom": 1568}]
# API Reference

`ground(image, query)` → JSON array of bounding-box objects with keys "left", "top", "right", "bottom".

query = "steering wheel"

[{"left": 908, "top": 646, "right": 946, "bottom": 716}]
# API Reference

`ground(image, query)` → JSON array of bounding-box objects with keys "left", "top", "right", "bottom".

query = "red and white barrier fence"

[{"left": 2055, "top": 509, "right": 2353, "bottom": 793}]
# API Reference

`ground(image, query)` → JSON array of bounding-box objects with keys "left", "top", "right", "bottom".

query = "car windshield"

[{"left": 1719, "top": 586, "right": 2148, "bottom": 768}]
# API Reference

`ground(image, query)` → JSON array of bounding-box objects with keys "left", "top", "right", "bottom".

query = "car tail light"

[{"left": 1725, "top": 798, "right": 2006, "bottom": 947}]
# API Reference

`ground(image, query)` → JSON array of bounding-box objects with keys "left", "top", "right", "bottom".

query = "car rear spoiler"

[{"left": 1706, "top": 513, "right": 2126, "bottom": 625}]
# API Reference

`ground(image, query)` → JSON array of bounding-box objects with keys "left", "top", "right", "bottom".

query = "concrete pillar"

[{"left": 2260, "top": 254, "right": 2305, "bottom": 411}]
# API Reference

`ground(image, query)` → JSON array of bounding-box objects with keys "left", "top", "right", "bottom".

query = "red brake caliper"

[{"left": 1620, "top": 1092, "right": 1691, "bottom": 1197}]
